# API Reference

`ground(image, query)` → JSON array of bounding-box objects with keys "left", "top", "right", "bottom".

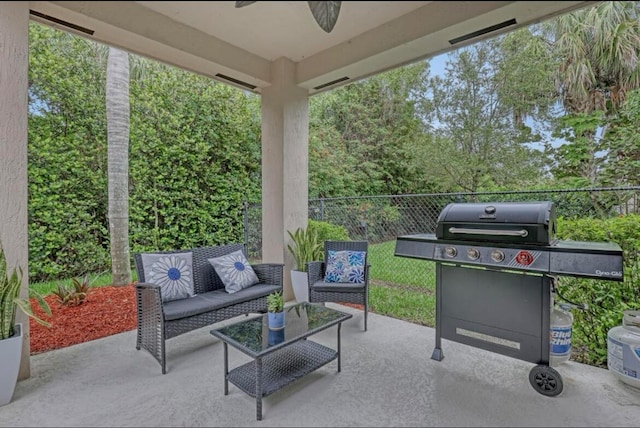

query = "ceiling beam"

[
  {"left": 30, "top": 1, "right": 272, "bottom": 91},
  {"left": 298, "top": 1, "right": 597, "bottom": 93}
]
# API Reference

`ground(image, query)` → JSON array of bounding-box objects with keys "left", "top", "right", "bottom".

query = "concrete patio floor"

[{"left": 1, "top": 303, "right": 639, "bottom": 427}]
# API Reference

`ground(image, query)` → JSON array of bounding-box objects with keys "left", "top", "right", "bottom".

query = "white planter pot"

[
  {"left": 0, "top": 323, "right": 23, "bottom": 407},
  {"left": 290, "top": 270, "right": 309, "bottom": 303}
]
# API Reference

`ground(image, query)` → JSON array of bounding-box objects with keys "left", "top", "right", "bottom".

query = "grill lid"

[{"left": 435, "top": 201, "right": 556, "bottom": 245}]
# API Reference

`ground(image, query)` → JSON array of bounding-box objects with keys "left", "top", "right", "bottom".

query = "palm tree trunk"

[{"left": 106, "top": 47, "right": 131, "bottom": 285}]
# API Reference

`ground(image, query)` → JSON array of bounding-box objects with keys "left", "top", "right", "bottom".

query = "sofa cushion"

[
  {"left": 310, "top": 280, "right": 366, "bottom": 293},
  {"left": 163, "top": 283, "right": 281, "bottom": 321},
  {"left": 208, "top": 250, "right": 259, "bottom": 294},
  {"left": 323, "top": 250, "right": 366, "bottom": 284},
  {"left": 140, "top": 252, "right": 195, "bottom": 302}
]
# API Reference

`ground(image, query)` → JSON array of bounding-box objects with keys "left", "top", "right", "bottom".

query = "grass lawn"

[
  {"left": 368, "top": 240, "right": 435, "bottom": 288},
  {"left": 367, "top": 240, "right": 436, "bottom": 326}
]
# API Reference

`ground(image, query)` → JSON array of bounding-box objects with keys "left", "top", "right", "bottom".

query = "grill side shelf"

[
  {"left": 550, "top": 240, "right": 624, "bottom": 281},
  {"left": 394, "top": 236, "right": 436, "bottom": 260}
]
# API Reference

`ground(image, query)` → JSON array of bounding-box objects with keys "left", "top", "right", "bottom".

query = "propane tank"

[
  {"left": 550, "top": 303, "right": 574, "bottom": 367},
  {"left": 607, "top": 310, "right": 640, "bottom": 389}
]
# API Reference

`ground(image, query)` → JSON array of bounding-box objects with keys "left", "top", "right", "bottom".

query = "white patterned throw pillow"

[
  {"left": 141, "top": 252, "right": 195, "bottom": 302},
  {"left": 324, "top": 250, "right": 366, "bottom": 284},
  {"left": 208, "top": 250, "right": 259, "bottom": 293}
]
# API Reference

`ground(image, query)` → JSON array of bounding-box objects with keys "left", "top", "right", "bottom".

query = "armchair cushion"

[
  {"left": 324, "top": 250, "right": 366, "bottom": 284},
  {"left": 208, "top": 250, "right": 259, "bottom": 293},
  {"left": 140, "top": 252, "right": 195, "bottom": 302}
]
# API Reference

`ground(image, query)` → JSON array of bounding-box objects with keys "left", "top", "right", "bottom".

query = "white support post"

[
  {"left": 261, "top": 57, "right": 309, "bottom": 301},
  {"left": 0, "top": 1, "right": 31, "bottom": 380}
]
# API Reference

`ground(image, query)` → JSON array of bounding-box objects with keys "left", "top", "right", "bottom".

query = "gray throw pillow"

[
  {"left": 208, "top": 250, "right": 259, "bottom": 294},
  {"left": 140, "top": 252, "right": 195, "bottom": 302}
]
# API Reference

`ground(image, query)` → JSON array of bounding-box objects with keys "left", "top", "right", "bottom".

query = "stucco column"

[
  {"left": 0, "top": 1, "right": 31, "bottom": 380},
  {"left": 261, "top": 57, "right": 309, "bottom": 302}
]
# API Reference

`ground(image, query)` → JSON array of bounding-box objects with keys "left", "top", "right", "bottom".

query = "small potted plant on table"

[{"left": 266, "top": 291, "right": 285, "bottom": 331}]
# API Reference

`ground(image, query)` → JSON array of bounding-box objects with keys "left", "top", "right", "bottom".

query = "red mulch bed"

[
  {"left": 29, "top": 284, "right": 137, "bottom": 355},
  {"left": 28, "top": 284, "right": 364, "bottom": 354},
  {"left": 339, "top": 302, "right": 365, "bottom": 311}
]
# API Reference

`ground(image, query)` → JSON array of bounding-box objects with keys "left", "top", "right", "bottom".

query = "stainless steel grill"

[{"left": 395, "top": 201, "right": 624, "bottom": 397}]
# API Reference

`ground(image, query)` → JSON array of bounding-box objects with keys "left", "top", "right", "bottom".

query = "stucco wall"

[{"left": 0, "top": 1, "right": 30, "bottom": 379}]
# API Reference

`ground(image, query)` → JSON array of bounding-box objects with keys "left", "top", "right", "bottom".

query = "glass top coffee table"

[{"left": 210, "top": 302, "right": 353, "bottom": 421}]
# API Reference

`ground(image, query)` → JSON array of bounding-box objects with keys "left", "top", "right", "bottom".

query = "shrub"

[
  {"left": 555, "top": 214, "right": 640, "bottom": 367},
  {"left": 308, "top": 219, "right": 349, "bottom": 243}
]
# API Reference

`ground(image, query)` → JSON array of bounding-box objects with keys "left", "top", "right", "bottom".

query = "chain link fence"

[{"left": 244, "top": 186, "right": 640, "bottom": 290}]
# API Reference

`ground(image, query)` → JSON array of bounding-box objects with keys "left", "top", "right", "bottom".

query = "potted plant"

[
  {"left": 0, "top": 243, "right": 51, "bottom": 407},
  {"left": 287, "top": 226, "right": 322, "bottom": 303},
  {"left": 266, "top": 290, "right": 285, "bottom": 330}
]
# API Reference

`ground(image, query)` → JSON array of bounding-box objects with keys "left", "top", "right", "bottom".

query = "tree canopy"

[{"left": 26, "top": 2, "right": 640, "bottom": 280}]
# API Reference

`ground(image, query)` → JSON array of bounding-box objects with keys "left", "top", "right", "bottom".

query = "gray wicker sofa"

[{"left": 133, "top": 243, "right": 283, "bottom": 374}]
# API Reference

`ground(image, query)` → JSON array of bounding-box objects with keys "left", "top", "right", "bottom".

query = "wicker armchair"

[{"left": 307, "top": 240, "right": 370, "bottom": 331}]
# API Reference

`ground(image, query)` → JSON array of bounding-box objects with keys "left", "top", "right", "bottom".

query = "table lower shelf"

[{"left": 228, "top": 340, "right": 338, "bottom": 398}]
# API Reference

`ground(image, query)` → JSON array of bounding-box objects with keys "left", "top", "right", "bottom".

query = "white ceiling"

[
  {"left": 29, "top": 1, "right": 598, "bottom": 95},
  {"left": 138, "top": 1, "right": 431, "bottom": 63}
]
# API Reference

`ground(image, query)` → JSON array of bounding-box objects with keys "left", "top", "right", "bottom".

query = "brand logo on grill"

[{"left": 595, "top": 270, "right": 623, "bottom": 278}]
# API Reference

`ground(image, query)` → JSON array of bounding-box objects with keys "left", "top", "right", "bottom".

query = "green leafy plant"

[
  {"left": 267, "top": 291, "right": 284, "bottom": 313},
  {"left": 52, "top": 273, "right": 100, "bottom": 307},
  {"left": 287, "top": 227, "right": 323, "bottom": 272},
  {"left": 555, "top": 214, "right": 640, "bottom": 367},
  {"left": 308, "top": 219, "right": 349, "bottom": 243},
  {"left": 0, "top": 243, "right": 51, "bottom": 340}
]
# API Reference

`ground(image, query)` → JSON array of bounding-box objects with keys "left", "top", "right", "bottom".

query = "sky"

[{"left": 430, "top": 52, "right": 448, "bottom": 77}]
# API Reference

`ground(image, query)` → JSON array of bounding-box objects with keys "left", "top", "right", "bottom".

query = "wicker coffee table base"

[{"left": 222, "top": 325, "right": 344, "bottom": 420}]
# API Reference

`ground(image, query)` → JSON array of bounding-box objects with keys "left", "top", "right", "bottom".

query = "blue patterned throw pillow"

[
  {"left": 141, "top": 252, "right": 195, "bottom": 302},
  {"left": 208, "top": 250, "right": 259, "bottom": 294},
  {"left": 324, "top": 250, "right": 366, "bottom": 284}
]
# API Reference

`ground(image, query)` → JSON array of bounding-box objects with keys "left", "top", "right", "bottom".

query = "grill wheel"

[{"left": 529, "top": 364, "right": 563, "bottom": 397}]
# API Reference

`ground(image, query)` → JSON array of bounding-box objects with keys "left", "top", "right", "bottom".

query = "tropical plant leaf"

[
  {"left": 0, "top": 244, "right": 52, "bottom": 338},
  {"left": 30, "top": 289, "right": 52, "bottom": 317},
  {"left": 287, "top": 227, "right": 322, "bottom": 271},
  {"left": 13, "top": 298, "right": 51, "bottom": 328}
]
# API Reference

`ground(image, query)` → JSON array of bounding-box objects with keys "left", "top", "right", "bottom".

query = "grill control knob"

[
  {"left": 444, "top": 247, "right": 457, "bottom": 257},
  {"left": 491, "top": 249, "right": 505, "bottom": 263},
  {"left": 467, "top": 248, "right": 480, "bottom": 260},
  {"left": 516, "top": 250, "right": 534, "bottom": 266}
]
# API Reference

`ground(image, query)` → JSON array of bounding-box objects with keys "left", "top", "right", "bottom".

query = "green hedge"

[
  {"left": 27, "top": 24, "right": 261, "bottom": 282},
  {"left": 555, "top": 214, "right": 640, "bottom": 367},
  {"left": 308, "top": 219, "right": 350, "bottom": 244}
]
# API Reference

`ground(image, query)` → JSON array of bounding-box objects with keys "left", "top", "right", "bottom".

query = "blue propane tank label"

[
  {"left": 551, "top": 326, "right": 572, "bottom": 356},
  {"left": 608, "top": 337, "right": 640, "bottom": 380}
]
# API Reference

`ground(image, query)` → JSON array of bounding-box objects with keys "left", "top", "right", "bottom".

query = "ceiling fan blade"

[
  {"left": 307, "top": 1, "right": 342, "bottom": 33},
  {"left": 235, "top": 1, "right": 257, "bottom": 8}
]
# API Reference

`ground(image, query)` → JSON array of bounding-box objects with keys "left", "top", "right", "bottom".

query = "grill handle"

[{"left": 448, "top": 227, "right": 529, "bottom": 237}]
